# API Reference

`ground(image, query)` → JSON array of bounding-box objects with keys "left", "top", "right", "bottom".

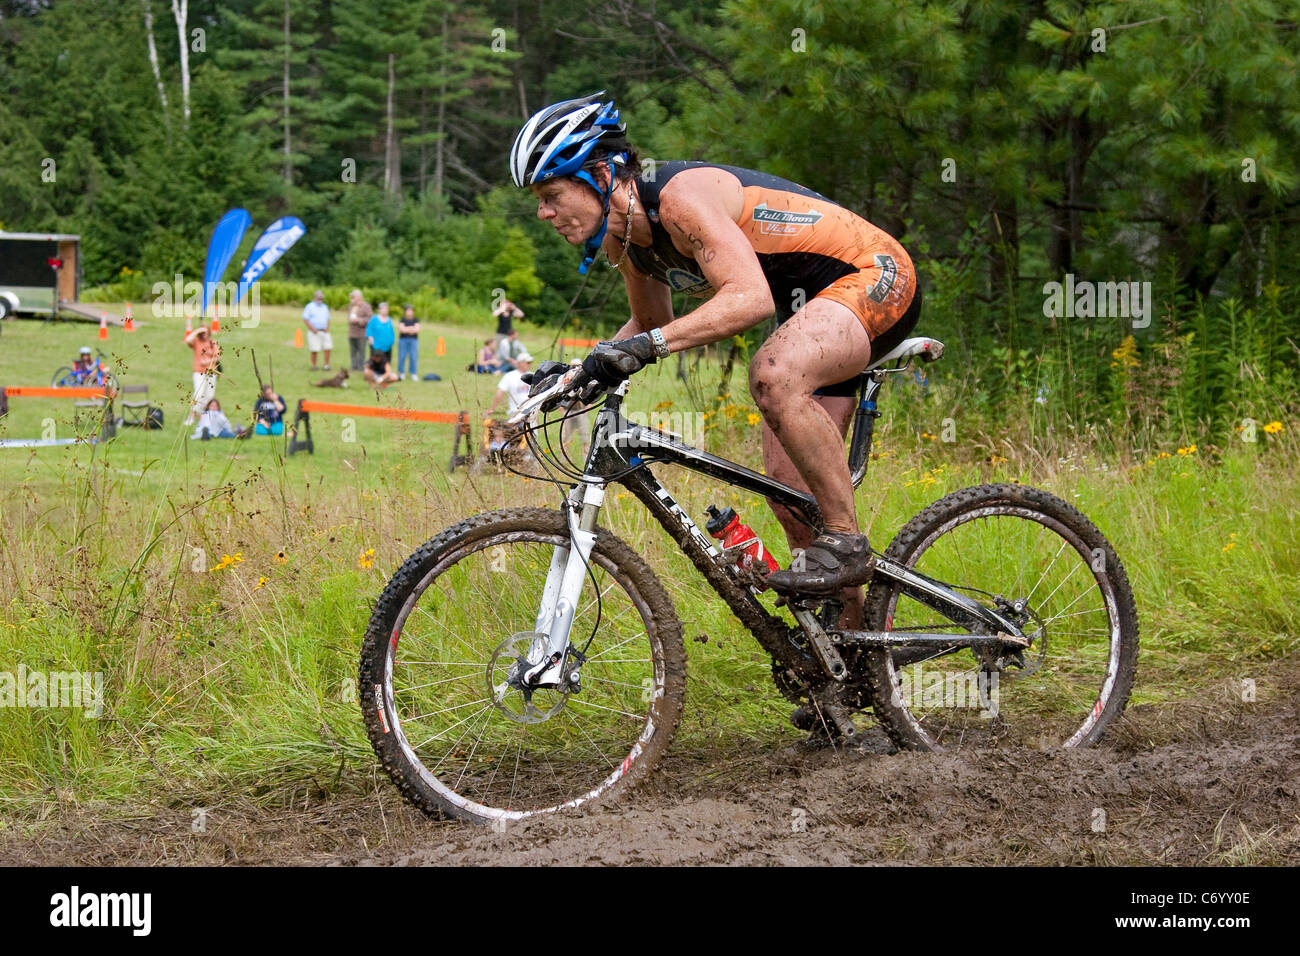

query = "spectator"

[
  {"left": 347, "top": 289, "right": 372, "bottom": 371},
  {"left": 488, "top": 354, "right": 533, "bottom": 415},
  {"left": 302, "top": 289, "right": 332, "bottom": 371},
  {"left": 190, "top": 398, "right": 242, "bottom": 440},
  {"left": 473, "top": 337, "right": 496, "bottom": 373},
  {"left": 252, "top": 383, "right": 287, "bottom": 436},
  {"left": 72, "top": 346, "right": 109, "bottom": 386},
  {"left": 495, "top": 329, "right": 530, "bottom": 372},
  {"left": 365, "top": 348, "right": 399, "bottom": 389},
  {"left": 184, "top": 324, "right": 220, "bottom": 426},
  {"left": 367, "top": 301, "right": 396, "bottom": 355},
  {"left": 492, "top": 296, "right": 525, "bottom": 349},
  {"left": 396, "top": 305, "right": 420, "bottom": 381}
]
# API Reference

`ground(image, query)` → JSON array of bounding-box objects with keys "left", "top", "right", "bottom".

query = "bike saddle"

[{"left": 865, "top": 336, "right": 946, "bottom": 372}]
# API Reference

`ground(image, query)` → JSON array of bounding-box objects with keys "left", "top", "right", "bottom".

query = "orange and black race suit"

[{"left": 621, "top": 162, "right": 922, "bottom": 377}]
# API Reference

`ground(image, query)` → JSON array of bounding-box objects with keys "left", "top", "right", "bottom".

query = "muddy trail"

[{"left": 5, "top": 663, "right": 1298, "bottom": 866}]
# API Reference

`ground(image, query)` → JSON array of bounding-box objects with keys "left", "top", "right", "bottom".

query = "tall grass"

[{"left": 0, "top": 288, "right": 1296, "bottom": 820}]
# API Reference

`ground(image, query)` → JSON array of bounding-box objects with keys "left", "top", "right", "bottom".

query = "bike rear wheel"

[
  {"left": 862, "top": 483, "right": 1138, "bottom": 751},
  {"left": 360, "top": 507, "right": 686, "bottom": 825}
]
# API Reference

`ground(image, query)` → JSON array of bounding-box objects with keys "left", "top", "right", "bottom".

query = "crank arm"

[{"left": 791, "top": 607, "right": 847, "bottom": 681}]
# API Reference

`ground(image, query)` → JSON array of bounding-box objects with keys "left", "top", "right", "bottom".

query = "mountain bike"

[{"left": 359, "top": 336, "right": 1139, "bottom": 825}]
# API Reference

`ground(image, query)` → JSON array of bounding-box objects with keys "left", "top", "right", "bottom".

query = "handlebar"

[{"left": 507, "top": 364, "right": 596, "bottom": 426}]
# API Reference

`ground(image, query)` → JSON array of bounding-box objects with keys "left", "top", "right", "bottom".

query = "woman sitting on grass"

[
  {"left": 253, "top": 384, "right": 287, "bottom": 435},
  {"left": 365, "top": 349, "right": 399, "bottom": 389},
  {"left": 190, "top": 399, "right": 244, "bottom": 440},
  {"left": 473, "top": 338, "right": 497, "bottom": 373}
]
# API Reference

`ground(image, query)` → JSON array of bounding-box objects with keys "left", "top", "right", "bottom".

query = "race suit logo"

[
  {"left": 867, "top": 253, "right": 898, "bottom": 303},
  {"left": 752, "top": 202, "right": 824, "bottom": 236}
]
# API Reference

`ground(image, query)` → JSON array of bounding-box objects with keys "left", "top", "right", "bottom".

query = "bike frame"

[{"left": 521, "top": 368, "right": 1028, "bottom": 690}]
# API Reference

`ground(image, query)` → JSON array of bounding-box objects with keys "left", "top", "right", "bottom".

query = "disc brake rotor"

[{"left": 486, "top": 632, "right": 569, "bottom": 724}]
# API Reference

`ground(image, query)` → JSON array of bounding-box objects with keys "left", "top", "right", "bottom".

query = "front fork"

[{"left": 523, "top": 481, "right": 605, "bottom": 688}]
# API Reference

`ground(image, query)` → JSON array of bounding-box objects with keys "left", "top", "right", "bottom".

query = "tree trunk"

[
  {"left": 433, "top": 8, "right": 447, "bottom": 203},
  {"left": 142, "top": 0, "right": 170, "bottom": 137},
  {"left": 282, "top": 0, "right": 292, "bottom": 189},
  {"left": 170, "top": 0, "right": 190, "bottom": 127},
  {"left": 384, "top": 52, "right": 399, "bottom": 195}
]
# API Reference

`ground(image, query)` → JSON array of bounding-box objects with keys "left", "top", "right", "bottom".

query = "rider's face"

[{"left": 531, "top": 177, "right": 602, "bottom": 244}]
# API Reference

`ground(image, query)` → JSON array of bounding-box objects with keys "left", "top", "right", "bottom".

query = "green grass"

[{"left": 0, "top": 304, "right": 1297, "bottom": 820}]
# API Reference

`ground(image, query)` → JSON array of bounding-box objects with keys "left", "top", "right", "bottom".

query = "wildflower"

[
  {"left": 358, "top": 548, "right": 375, "bottom": 569},
  {"left": 654, "top": 400, "right": 674, "bottom": 411},
  {"left": 209, "top": 552, "right": 244, "bottom": 572},
  {"left": 273, "top": 550, "right": 288, "bottom": 565},
  {"left": 1176, "top": 444, "right": 1197, "bottom": 456},
  {"left": 1110, "top": 335, "right": 1140, "bottom": 370},
  {"left": 990, "top": 454, "right": 1008, "bottom": 464},
  {"left": 1222, "top": 542, "right": 1236, "bottom": 552},
  {"left": 747, "top": 413, "right": 762, "bottom": 426},
  {"left": 254, "top": 576, "right": 268, "bottom": 590},
  {"left": 1263, "top": 421, "right": 1283, "bottom": 434}
]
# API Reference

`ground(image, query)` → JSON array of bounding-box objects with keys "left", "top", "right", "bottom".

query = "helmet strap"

[{"left": 575, "top": 156, "right": 624, "bottom": 275}]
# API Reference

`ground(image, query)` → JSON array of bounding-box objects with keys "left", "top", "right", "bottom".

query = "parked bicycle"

[
  {"left": 52, "top": 348, "right": 117, "bottom": 394},
  {"left": 360, "top": 336, "right": 1139, "bottom": 825}
]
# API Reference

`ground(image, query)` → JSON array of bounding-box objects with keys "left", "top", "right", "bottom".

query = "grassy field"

[{"left": 0, "top": 304, "right": 1296, "bottom": 823}]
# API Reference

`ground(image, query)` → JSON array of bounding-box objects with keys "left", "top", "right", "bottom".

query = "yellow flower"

[
  {"left": 1222, "top": 542, "right": 1236, "bottom": 552},
  {"left": 990, "top": 454, "right": 1008, "bottom": 464},
  {"left": 273, "top": 550, "right": 288, "bottom": 565},
  {"left": 1176, "top": 444, "right": 1197, "bottom": 456},
  {"left": 358, "top": 548, "right": 375, "bottom": 569},
  {"left": 253, "top": 576, "right": 268, "bottom": 590},
  {"left": 1110, "top": 335, "right": 1140, "bottom": 369},
  {"left": 1263, "top": 421, "right": 1283, "bottom": 434},
  {"left": 209, "top": 552, "right": 244, "bottom": 572},
  {"left": 653, "top": 400, "right": 674, "bottom": 411},
  {"left": 747, "top": 413, "right": 762, "bottom": 426}
]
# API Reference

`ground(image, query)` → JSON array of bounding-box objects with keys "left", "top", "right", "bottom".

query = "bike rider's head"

[{"left": 510, "top": 92, "right": 639, "bottom": 274}]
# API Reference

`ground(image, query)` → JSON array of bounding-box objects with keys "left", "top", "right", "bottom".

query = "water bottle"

[{"left": 705, "top": 505, "right": 779, "bottom": 574}]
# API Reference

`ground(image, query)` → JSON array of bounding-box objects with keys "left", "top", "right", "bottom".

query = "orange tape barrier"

[
  {"left": 298, "top": 400, "right": 461, "bottom": 424},
  {"left": 558, "top": 338, "right": 600, "bottom": 348},
  {"left": 4, "top": 386, "right": 111, "bottom": 399}
]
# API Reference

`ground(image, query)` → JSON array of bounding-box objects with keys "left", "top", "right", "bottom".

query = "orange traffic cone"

[
  {"left": 98, "top": 312, "right": 109, "bottom": 340},
  {"left": 294, "top": 327, "right": 304, "bottom": 348},
  {"left": 436, "top": 335, "right": 446, "bottom": 357},
  {"left": 210, "top": 312, "right": 220, "bottom": 333},
  {"left": 185, "top": 314, "right": 193, "bottom": 335},
  {"left": 123, "top": 302, "right": 135, "bottom": 332}
]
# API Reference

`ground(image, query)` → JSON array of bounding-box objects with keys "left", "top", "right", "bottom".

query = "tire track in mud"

[{"left": 5, "top": 666, "right": 1297, "bottom": 866}]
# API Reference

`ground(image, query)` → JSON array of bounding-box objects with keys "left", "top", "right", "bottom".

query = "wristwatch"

[{"left": 649, "top": 327, "right": 671, "bottom": 358}]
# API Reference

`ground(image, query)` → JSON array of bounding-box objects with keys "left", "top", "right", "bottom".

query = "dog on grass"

[{"left": 314, "top": 369, "right": 349, "bottom": 388}]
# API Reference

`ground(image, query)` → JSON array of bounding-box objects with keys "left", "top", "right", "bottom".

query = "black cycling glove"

[
  {"left": 522, "top": 360, "right": 570, "bottom": 397},
  {"left": 580, "top": 333, "right": 659, "bottom": 388}
]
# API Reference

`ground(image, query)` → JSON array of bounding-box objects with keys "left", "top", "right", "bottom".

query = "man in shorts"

[{"left": 302, "top": 289, "right": 332, "bottom": 371}]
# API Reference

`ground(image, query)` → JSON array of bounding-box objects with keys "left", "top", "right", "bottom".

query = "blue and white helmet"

[
  {"left": 511, "top": 92, "right": 631, "bottom": 274},
  {"left": 510, "top": 92, "right": 626, "bottom": 187}
]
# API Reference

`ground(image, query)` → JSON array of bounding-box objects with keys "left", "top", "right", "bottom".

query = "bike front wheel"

[
  {"left": 862, "top": 483, "right": 1138, "bottom": 751},
  {"left": 360, "top": 507, "right": 686, "bottom": 825}
]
